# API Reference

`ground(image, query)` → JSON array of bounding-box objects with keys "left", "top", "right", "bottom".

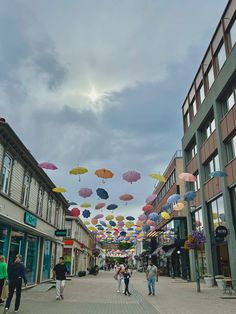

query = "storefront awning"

[{"left": 165, "top": 247, "right": 176, "bottom": 257}]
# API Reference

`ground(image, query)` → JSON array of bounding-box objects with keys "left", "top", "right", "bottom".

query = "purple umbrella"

[
  {"left": 94, "top": 214, "right": 104, "bottom": 219},
  {"left": 146, "top": 194, "right": 157, "bottom": 204},
  {"left": 38, "top": 162, "right": 58, "bottom": 170},
  {"left": 138, "top": 214, "right": 147, "bottom": 222},
  {"left": 122, "top": 171, "right": 141, "bottom": 184},
  {"left": 79, "top": 188, "right": 93, "bottom": 198}
]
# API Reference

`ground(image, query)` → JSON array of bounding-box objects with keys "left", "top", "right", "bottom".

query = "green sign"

[
  {"left": 24, "top": 212, "right": 37, "bottom": 228},
  {"left": 55, "top": 229, "right": 67, "bottom": 237}
]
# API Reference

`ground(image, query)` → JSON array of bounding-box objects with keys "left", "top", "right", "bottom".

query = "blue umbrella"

[
  {"left": 69, "top": 201, "right": 78, "bottom": 206},
  {"left": 209, "top": 171, "right": 227, "bottom": 177},
  {"left": 142, "top": 224, "right": 150, "bottom": 232},
  {"left": 126, "top": 216, "right": 135, "bottom": 221},
  {"left": 184, "top": 191, "right": 196, "bottom": 202},
  {"left": 167, "top": 193, "right": 180, "bottom": 204},
  {"left": 107, "top": 204, "right": 118, "bottom": 211},
  {"left": 82, "top": 209, "right": 91, "bottom": 218},
  {"left": 100, "top": 221, "right": 107, "bottom": 227},
  {"left": 109, "top": 220, "right": 116, "bottom": 227},
  {"left": 120, "top": 231, "right": 126, "bottom": 236},
  {"left": 219, "top": 213, "right": 225, "bottom": 221},
  {"left": 97, "top": 226, "right": 104, "bottom": 231},
  {"left": 127, "top": 228, "right": 134, "bottom": 231},
  {"left": 162, "top": 203, "right": 170, "bottom": 211},
  {"left": 96, "top": 188, "right": 109, "bottom": 200},
  {"left": 148, "top": 212, "right": 159, "bottom": 221}
]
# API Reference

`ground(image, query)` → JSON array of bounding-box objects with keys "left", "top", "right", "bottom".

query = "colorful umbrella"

[
  {"left": 116, "top": 215, "right": 124, "bottom": 221},
  {"left": 126, "top": 221, "right": 134, "bottom": 228},
  {"left": 71, "top": 207, "right": 80, "bottom": 217},
  {"left": 107, "top": 204, "right": 118, "bottom": 211},
  {"left": 184, "top": 191, "right": 196, "bottom": 202},
  {"left": 148, "top": 173, "right": 166, "bottom": 182},
  {"left": 119, "top": 194, "right": 134, "bottom": 204},
  {"left": 94, "top": 214, "right": 104, "bottom": 219},
  {"left": 96, "top": 188, "right": 109, "bottom": 200},
  {"left": 142, "top": 204, "right": 154, "bottom": 212},
  {"left": 95, "top": 202, "right": 106, "bottom": 210},
  {"left": 79, "top": 188, "right": 93, "bottom": 198},
  {"left": 173, "top": 202, "right": 185, "bottom": 211},
  {"left": 82, "top": 209, "right": 91, "bottom": 218},
  {"left": 148, "top": 212, "right": 159, "bottom": 221},
  {"left": 91, "top": 218, "right": 98, "bottom": 225},
  {"left": 100, "top": 221, "right": 107, "bottom": 227},
  {"left": 81, "top": 202, "right": 91, "bottom": 208},
  {"left": 162, "top": 203, "right": 171, "bottom": 211},
  {"left": 109, "top": 221, "right": 116, "bottom": 227},
  {"left": 138, "top": 214, "right": 148, "bottom": 221},
  {"left": 178, "top": 172, "right": 196, "bottom": 182},
  {"left": 38, "top": 162, "right": 58, "bottom": 170},
  {"left": 69, "top": 167, "right": 88, "bottom": 181},
  {"left": 95, "top": 169, "right": 114, "bottom": 183},
  {"left": 142, "top": 224, "right": 150, "bottom": 232},
  {"left": 161, "top": 212, "right": 170, "bottom": 220},
  {"left": 84, "top": 221, "right": 90, "bottom": 225},
  {"left": 52, "top": 187, "right": 66, "bottom": 193},
  {"left": 126, "top": 216, "right": 135, "bottom": 221},
  {"left": 167, "top": 193, "right": 180, "bottom": 204},
  {"left": 118, "top": 221, "right": 125, "bottom": 227},
  {"left": 106, "top": 215, "right": 114, "bottom": 221},
  {"left": 122, "top": 170, "right": 141, "bottom": 184},
  {"left": 69, "top": 201, "right": 78, "bottom": 206},
  {"left": 89, "top": 226, "right": 97, "bottom": 232},
  {"left": 146, "top": 194, "right": 157, "bottom": 204}
]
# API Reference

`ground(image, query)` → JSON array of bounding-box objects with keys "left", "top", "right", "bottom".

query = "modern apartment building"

[
  {"left": 0, "top": 119, "right": 68, "bottom": 284},
  {"left": 181, "top": 0, "right": 236, "bottom": 286}
]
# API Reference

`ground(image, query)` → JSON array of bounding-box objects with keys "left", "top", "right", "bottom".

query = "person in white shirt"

[{"left": 146, "top": 260, "right": 158, "bottom": 296}]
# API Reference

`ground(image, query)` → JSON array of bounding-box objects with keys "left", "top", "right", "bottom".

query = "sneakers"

[
  {"left": 117, "top": 290, "right": 120, "bottom": 293},
  {"left": 56, "top": 296, "right": 60, "bottom": 300},
  {"left": 14, "top": 310, "right": 19, "bottom": 313},
  {"left": 60, "top": 295, "right": 64, "bottom": 300},
  {"left": 3, "top": 308, "right": 8, "bottom": 313},
  {"left": 148, "top": 292, "right": 152, "bottom": 295}
]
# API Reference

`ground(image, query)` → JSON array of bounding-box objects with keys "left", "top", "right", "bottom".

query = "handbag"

[
  {"left": 1, "top": 282, "right": 9, "bottom": 299},
  {"left": 113, "top": 273, "right": 118, "bottom": 280}
]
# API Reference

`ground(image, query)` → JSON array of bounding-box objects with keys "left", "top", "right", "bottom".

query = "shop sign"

[
  {"left": 55, "top": 229, "right": 67, "bottom": 237},
  {"left": 215, "top": 226, "right": 228, "bottom": 238},
  {"left": 24, "top": 212, "right": 37, "bottom": 228},
  {"left": 64, "top": 239, "right": 74, "bottom": 245}
]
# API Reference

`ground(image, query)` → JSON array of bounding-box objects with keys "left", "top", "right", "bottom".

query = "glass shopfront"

[
  {"left": 9, "top": 229, "right": 25, "bottom": 264},
  {"left": 42, "top": 240, "right": 52, "bottom": 281},
  {"left": 25, "top": 236, "right": 38, "bottom": 284},
  {"left": 0, "top": 224, "right": 9, "bottom": 256}
]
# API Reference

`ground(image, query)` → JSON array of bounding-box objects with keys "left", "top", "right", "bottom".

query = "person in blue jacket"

[{"left": 4, "top": 254, "right": 27, "bottom": 313}]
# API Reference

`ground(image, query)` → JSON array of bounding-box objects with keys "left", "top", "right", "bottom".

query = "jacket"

[
  {"left": 0, "top": 262, "right": 8, "bottom": 279},
  {"left": 8, "top": 262, "right": 27, "bottom": 284}
]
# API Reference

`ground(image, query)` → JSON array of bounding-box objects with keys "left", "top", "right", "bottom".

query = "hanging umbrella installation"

[
  {"left": 107, "top": 204, "right": 118, "bottom": 211},
  {"left": 146, "top": 194, "right": 157, "bottom": 204},
  {"left": 184, "top": 191, "right": 196, "bottom": 202},
  {"left": 79, "top": 188, "right": 93, "bottom": 198},
  {"left": 81, "top": 202, "right": 91, "bottom": 208},
  {"left": 95, "top": 169, "right": 114, "bottom": 183},
  {"left": 71, "top": 207, "right": 80, "bottom": 217},
  {"left": 119, "top": 194, "right": 134, "bottom": 205},
  {"left": 178, "top": 172, "right": 196, "bottom": 182},
  {"left": 167, "top": 193, "right": 180, "bottom": 204},
  {"left": 82, "top": 209, "right": 91, "bottom": 218},
  {"left": 52, "top": 187, "right": 67, "bottom": 193},
  {"left": 96, "top": 188, "right": 109, "bottom": 200},
  {"left": 122, "top": 171, "right": 141, "bottom": 184},
  {"left": 38, "top": 162, "right": 58, "bottom": 170},
  {"left": 69, "top": 167, "right": 88, "bottom": 181}
]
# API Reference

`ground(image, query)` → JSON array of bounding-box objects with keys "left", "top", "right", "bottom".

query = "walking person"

[
  {"left": 0, "top": 256, "right": 8, "bottom": 305},
  {"left": 53, "top": 257, "right": 68, "bottom": 300},
  {"left": 146, "top": 260, "right": 158, "bottom": 296},
  {"left": 116, "top": 264, "right": 125, "bottom": 293},
  {"left": 4, "top": 254, "right": 27, "bottom": 313},
  {"left": 123, "top": 267, "right": 131, "bottom": 296}
]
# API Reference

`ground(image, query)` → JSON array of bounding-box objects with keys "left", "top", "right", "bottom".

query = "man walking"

[
  {"left": 4, "top": 254, "right": 27, "bottom": 313},
  {"left": 146, "top": 260, "right": 158, "bottom": 296},
  {"left": 53, "top": 257, "right": 67, "bottom": 300}
]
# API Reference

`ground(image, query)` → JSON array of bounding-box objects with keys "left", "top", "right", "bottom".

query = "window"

[
  {"left": 229, "top": 19, "right": 236, "bottom": 48},
  {"left": 194, "top": 173, "right": 200, "bottom": 192},
  {"left": 206, "top": 65, "right": 214, "bottom": 90},
  {"left": 205, "top": 154, "right": 220, "bottom": 178},
  {"left": 193, "top": 208, "right": 204, "bottom": 232},
  {"left": 226, "top": 134, "right": 236, "bottom": 161},
  {"left": 37, "top": 187, "right": 44, "bottom": 217},
  {"left": 55, "top": 203, "right": 60, "bottom": 227},
  {"left": 222, "top": 87, "right": 236, "bottom": 116},
  {"left": 204, "top": 118, "right": 215, "bottom": 141},
  {"left": 191, "top": 144, "right": 197, "bottom": 159},
  {"left": 199, "top": 84, "right": 205, "bottom": 104},
  {"left": 1, "top": 153, "right": 13, "bottom": 194},
  {"left": 190, "top": 99, "right": 197, "bottom": 117},
  {"left": 208, "top": 196, "right": 225, "bottom": 230},
  {"left": 226, "top": 91, "right": 235, "bottom": 111},
  {"left": 216, "top": 43, "right": 226, "bottom": 71},
  {"left": 47, "top": 197, "right": 52, "bottom": 223},
  {"left": 22, "top": 174, "right": 30, "bottom": 207}
]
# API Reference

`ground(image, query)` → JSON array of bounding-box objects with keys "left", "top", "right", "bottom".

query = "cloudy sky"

[{"left": 0, "top": 0, "right": 227, "bottom": 220}]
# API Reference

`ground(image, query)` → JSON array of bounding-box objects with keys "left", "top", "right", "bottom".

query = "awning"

[{"left": 165, "top": 247, "right": 176, "bottom": 257}]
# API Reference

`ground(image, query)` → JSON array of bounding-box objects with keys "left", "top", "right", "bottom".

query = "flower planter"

[
  {"left": 216, "top": 279, "right": 225, "bottom": 290},
  {"left": 204, "top": 277, "right": 214, "bottom": 287}
]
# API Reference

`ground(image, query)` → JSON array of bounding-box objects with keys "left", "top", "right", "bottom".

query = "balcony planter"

[
  {"left": 203, "top": 275, "right": 214, "bottom": 287},
  {"left": 215, "top": 275, "right": 225, "bottom": 290}
]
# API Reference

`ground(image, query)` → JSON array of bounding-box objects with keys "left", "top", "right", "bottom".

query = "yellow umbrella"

[
  {"left": 173, "top": 202, "right": 185, "bottom": 211},
  {"left": 89, "top": 226, "right": 97, "bottom": 232},
  {"left": 106, "top": 215, "right": 114, "bottom": 221},
  {"left": 126, "top": 221, "right": 134, "bottom": 228},
  {"left": 69, "top": 167, "right": 88, "bottom": 181},
  {"left": 116, "top": 215, "right": 124, "bottom": 221},
  {"left": 81, "top": 202, "right": 91, "bottom": 208},
  {"left": 84, "top": 221, "right": 90, "bottom": 225},
  {"left": 212, "top": 212, "right": 219, "bottom": 220},
  {"left": 52, "top": 187, "right": 67, "bottom": 193},
  {"left": 161, "top": 212, "right": 170, "bottom": 219},
  {"left": 149, "top": 173, "right": 166, "bottom": 182}
]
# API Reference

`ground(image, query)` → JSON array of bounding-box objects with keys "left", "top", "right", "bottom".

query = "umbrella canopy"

[
  {"left": 95, "top": 168, "right": 114, "bottom": 182},
  {"left": 142, "top": 224, "right": 150, "bottom": 232},
  {"left": 118, "top": 221, "right": 125, "bottom": 227},
  {"left": 126, "top": 216, "right": 135, "bottom": 221},
  {"left": 52, "top": 187, "right": 66, "bottom": 193},
  {"left": 94, "top": 214, "right": 104, "bottom": 219},
  {"left": 116, "top": 215, "right": 124, "bottom": 221},
  {"left": 89, "top": 226, "right": 97, "bottom": 232},
  {"left": 142, "top": 204, "right": 154, "bottom": 212},
  {"left": 138, "top": 214, "right": 148, "bottom": 221},
  {"left": 71, "top": 207, "right": 80, "bottom": 217},
  {"left": 106, "top": 215, "right": 114, "bottom": 221},
  {"left": 167, "top": 193, "right": 180, "bottom": 204},
  {"left": 69, "top": 167, "right": 88, "bottom": 181},
  {"left": 79, "top": 188, "right": 93, "bottom": 198},
  {"left": 81, "top": 202, "right": 91, "bottom": 208},
  {"left": 173, "top": 202, "right": 185, "bottom": 211},
  {"left": 178, "top": 172, "right": 196, "bottom": 182},
  {"left": 161, "top": 212, "right": 170, "bottom": 220},
  {"left": 148, "top": 173, "right": 166, "bottom": 182},
  {"left": 162, "top": 203, "right": 171, "bottom": 211},
  {"left": 146, "top": 194, "right": 157, "bottom": 204},
  {"left": 107, "top": 204, "right": 118, "bottom": 211},
  {"left": 96, "top": 188, "right": 109, "bottom": 200},
  {"left": 120, "top": 231, "right": 126, "bottom": 236},
  {"left": 91, "top": 218, "right": 98, "bottom": 225},
  {"left": 148, "top": 212, "right": 159, "bottom": 221},
  {"left": 38, "top": 162, "right": 58, "bottom": 170},
  {"left": 184, "top": 191, "right": 196, "bottom": 202},
  {"left": 122, "top": 171, "right": 141, "bottom": 184},
  {"left": 119, "top": 194, "right": 134, "bottom": 202},
  {"left": 209, "top": 171, "right": 227, "bottom": 177},
  {"left": 82, "top": 209, "right": 91, "bottom": 218},
  {"left": 109, "top": 220, "right": 116, "bottom": 227},
  {"left": 95, "top": 202, "right": 106, "bottom": 210},
  {"left": 84, "top": 221, "right": 90, "bottom": 225},
  {"left": 68, "top": 201, "right": 78, "bottom": 206},
  {"left": 100, "top": 221, "right": 107, "bottom": 227},
  {"left": 126, "top": 221, "right": 134, "bottom": 228}
]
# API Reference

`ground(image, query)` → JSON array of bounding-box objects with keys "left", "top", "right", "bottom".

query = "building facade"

[
  {"left": 0, "top": 120, "right": 68, "bottom": 284},
  {"left": 181, "top": 0, "right": 236, "bottom": 286},
  {"left": 64, "top": 216, "right": 95, "bottom": 275}
]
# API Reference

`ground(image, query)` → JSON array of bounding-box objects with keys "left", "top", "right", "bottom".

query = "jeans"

[
  {"left": 5, "top": 279, "right": 22, "bottom": 310},
  {"left": 117, "top": 276, "right": 124, "bottom": 292},
  {"left": 124, "top": 278, "right": 130, "bottom": 295},
  {"left": 148, "top": 277, "right": 156, "bottom": 295},
  {"left": 56, "top": 280, "right": 65, "bottom": 298}
]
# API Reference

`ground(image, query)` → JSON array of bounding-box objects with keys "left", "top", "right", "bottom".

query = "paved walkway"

[{"left": 2, "top": 271, "right": 235, "bottom": 314}]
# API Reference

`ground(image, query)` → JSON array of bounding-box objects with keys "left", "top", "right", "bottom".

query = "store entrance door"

[
  {"left": 8, "top": 230, "right": 25, "bottom": 265},
  {"left": 25, "top": 236, "right": 38, "bottom": 284},
  {"left": 216, "top": 244, "right": 230, "bottom": 277},
  {"left": 42, "top": 240, "right": 52, "bottom": 281}
]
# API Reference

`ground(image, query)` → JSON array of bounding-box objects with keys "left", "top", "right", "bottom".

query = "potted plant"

[
  {"left": 203, "top": 274, "right": 214, "bottom": 287},
  {"left": 215, "top": 275, "right": 225, "bottom": 290}
]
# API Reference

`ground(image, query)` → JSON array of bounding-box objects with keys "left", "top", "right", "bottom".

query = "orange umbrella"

[{"left": 95, "top": 168, "right": 114, "bottom": 183}]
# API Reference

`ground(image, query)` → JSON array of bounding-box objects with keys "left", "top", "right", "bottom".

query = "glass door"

[
  {"left": 9, "top": 230, "right": 25, "bottom": 265},
  {"left": 42, "top": 240, "right": 52, "bottom": 281},
  {"left": 25, "top": 236, "right": 38, "bottom": 284}
]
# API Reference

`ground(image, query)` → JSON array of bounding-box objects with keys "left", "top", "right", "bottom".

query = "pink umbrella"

[
  {"left": 138, "top": 214, "right": 148, "bottom": 221},
  {"left": 118, "top": 221, "right": 125, "bottom": 227},
  {"left": 178, "top": 172, "right": 196, "bottom": 182},
  {"left": 95, "top": 203, "right": 106, "bottom": 210},
  {"left": 146, "top": 219, "right": 156, "bottom": 226},
  {"left": 142, "top": 204, "right": 154, "bottom": 212},
  {"left": 146, "top": 194, "right": 157, "bottom": 204},
  {"left": 94, "top": 214, "right": 104, "bottom": 219},
  {"left": 122, "top": 171, "right": 141, "bottom": 184},
  {"left": 38, "top": 162, "right": 58, "bottom": 170},
  {"left": 79, "top": 188, "right": 93, "bottom": 198}
]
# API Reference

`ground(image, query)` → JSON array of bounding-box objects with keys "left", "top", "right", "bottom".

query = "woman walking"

[
  {"left": 123, "top": 267, "right": 131, "bottom": 296},
  {"left": 0, "top": 256, "right": 8, "bottom": 305},
  {"left": 116, "top": 264, "right": 125, "bottom": 293}
]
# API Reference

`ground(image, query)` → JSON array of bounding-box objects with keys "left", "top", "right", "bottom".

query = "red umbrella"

[
  {"left": 71, "top": 207, "right": 80, "bottom": 217},
  {"left": 38, "top": 162, "right": 58, "bottom": 170},
  {"left": 143, "top": 204, "right": 154, "bottom": 212},
  {"left": 178, "top": 172, "right": 196, "bottom": 182},
  {"left": 95, "top": 203, "right": 106, "bottom": 210}
]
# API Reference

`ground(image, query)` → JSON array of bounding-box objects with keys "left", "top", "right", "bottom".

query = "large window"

[
  {"left": 47, "top": 197, "right": 53, "bottom": 223},
  {"left": 208, "top": 196, "right": 225, "bottom": 231},
  {"left": 198, "top": 83, "right": 205, "bottom": 104},
  {"left": 193, "top": 173, "right": 200, "bottom": 192},
  {"left": 226, "top": 134, "right": 236, "bottom": 161},
  {"left": 190, "top": 99, "right": 197, "bottom": 118},
  {"left": 193, "top": 208, "right": 204, "bottom": 232},
  {"left": 1, "top": 153, "right": 13, "bottom": 194},
  {"left": 205, "top": 154, "right": 220, "bottom": 178},
  {"left": 206, "top": 65, "right": 214, "bottom": 90},
  {"left": 216, "top": 42, "right": 226, "bottom": 71},
  {"left": 203, "top": 117, "right": 215, "bottom": 141},
  {"left": 229, "top": 19, "right": 236, "bottom": 48},
  {"left": 22, "top": 174, "right": 30, "bottom": 207},
  {"left": 37, "top": 187, "right": 44, "bottom": 217}
]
